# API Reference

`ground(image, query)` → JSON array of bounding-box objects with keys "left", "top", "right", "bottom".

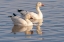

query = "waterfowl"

[
  {"left": 9, "top": 13, "right": 33, "bottom": 35},
  {"left": 9, "top": 13, "right": 33, "bottom": 26},
  {"left": 17, "top": 2, "right": 44, "bottom": 23}
]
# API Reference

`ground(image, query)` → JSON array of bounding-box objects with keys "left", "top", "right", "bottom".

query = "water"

[{"left": 0, "top": 0, "right": 64, "bottom": 42}]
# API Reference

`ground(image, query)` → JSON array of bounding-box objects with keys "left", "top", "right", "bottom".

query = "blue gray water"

[{"left": 0, "top": 0, "right": 64, "bottom": 42}]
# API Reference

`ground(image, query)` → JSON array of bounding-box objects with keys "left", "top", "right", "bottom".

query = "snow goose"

[
  {"left": 9, "top": 13, "right": 33, "bottom": 35},
  {"left": 9, "top": 13, "right": 33, "bottom": 26},
  {"left": 17, "top": 2, "right": 44, "bottom": 23}
]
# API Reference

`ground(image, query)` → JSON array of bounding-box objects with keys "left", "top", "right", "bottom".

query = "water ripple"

[{"left": 0, "top": 0, "right": 64, "bottom": 42}]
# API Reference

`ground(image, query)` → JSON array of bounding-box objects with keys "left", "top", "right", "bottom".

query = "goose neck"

[{"left": 36, "top": 6, "right": 42, "bottom": 14}]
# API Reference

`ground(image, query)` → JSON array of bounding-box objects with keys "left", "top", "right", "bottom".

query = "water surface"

[{"left": 0, "top": 0, "right": 64, "bottom": 42}]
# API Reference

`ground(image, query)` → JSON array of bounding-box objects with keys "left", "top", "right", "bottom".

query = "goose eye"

[{"left": 39, "top": 3, "right": 40, "bottom": 4}]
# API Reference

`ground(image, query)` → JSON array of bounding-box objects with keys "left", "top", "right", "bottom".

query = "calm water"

[{"left": 0, "top": 0, "right": 64, "bottom": 42}]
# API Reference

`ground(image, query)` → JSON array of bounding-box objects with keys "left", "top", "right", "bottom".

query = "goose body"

[
  {"left": 9, "top": 13, "right": 33, "bottom": 26},
  {"left": 11, "top": 16, "right": 27, "bottom": 26}
]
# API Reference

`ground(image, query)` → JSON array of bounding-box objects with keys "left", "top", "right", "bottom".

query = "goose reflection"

[
  {"left": 29, "top": 19, "right": 43, "bottom": 35},
  {"left": 36, "top": 25, "right": 43, "bottom": 35},
  {"left": 33, "top": 19, "right": 43, "bottom": 35},
  {"left": 12, "top": 25, "right": 33, "bottom": 35},
  {"left": 12, "top": 25, "right": 43, "bottom": 35}
]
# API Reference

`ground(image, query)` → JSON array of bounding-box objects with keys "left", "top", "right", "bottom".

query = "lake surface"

[{"left": 0, "top": 0, "right": 64, "bottom": 42}]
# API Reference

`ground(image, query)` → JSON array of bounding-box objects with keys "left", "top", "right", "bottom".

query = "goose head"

[
  {"left": 25, "top": 14, "right": 31, "bottom": 19},
  {"left": 36, "top": 2, "right": 44, "bottom": 7}
]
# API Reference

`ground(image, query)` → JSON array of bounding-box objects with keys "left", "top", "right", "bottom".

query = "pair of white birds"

[{"left": 9, "top": 2, "right": 44, "bottom": 34}]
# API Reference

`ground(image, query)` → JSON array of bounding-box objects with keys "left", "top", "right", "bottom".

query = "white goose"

[
  {"left": 9, "top": 13, "right": 33, "bottom": 26},
  {"left": 17, "top": 2, "right": 44, "bottom": 23},
  {"left": 9, "top": 13, "right": 33, "bottom": 35}
]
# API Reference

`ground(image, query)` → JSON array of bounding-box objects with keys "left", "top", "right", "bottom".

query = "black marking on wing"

[
  {"left": 18, "top": 9, "right": 24, "bottom": 12},
  {"left": 13, "top": 13, "right": 16, "bottom": 16}
]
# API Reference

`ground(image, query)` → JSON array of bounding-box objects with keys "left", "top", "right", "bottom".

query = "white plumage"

[
  {"left": 9, "top": 13, "right": 33, "bottom": 26},
  {"left": 18, "top": 2, "right": 44, "bottom": 23}
]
